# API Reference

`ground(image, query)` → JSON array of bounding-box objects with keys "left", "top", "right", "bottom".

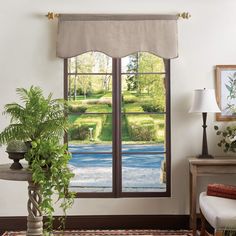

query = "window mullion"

[
  {"left": 112, "top": 58, "right": 122, "bottom": 197},
  {"left": 164, "top": 59, "right": 171, "bottom": 196}
]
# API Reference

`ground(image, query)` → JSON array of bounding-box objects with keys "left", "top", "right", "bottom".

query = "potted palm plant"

[{"left": 0, "top": 86, "right": 75, "bottom": 232}]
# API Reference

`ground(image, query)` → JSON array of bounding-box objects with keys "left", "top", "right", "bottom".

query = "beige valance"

[{"left": 56, "top": 14, "right": 178, "bottom": 59}]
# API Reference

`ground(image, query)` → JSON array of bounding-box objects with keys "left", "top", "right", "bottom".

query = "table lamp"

[{"left": 189, "top": 88, "right": 221, "bottom": 159}]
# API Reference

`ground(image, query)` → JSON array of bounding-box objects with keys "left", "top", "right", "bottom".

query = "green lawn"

[
  {"left": 68, "top": 92, "right": 104, "bottom": 101},
  {"left": 99, "top": 115, "right": 112, "bottom": 141}
]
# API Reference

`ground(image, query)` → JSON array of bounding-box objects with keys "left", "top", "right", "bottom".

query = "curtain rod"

[{"left": 45, "top": 12, "right": 191, "bottom": 20}]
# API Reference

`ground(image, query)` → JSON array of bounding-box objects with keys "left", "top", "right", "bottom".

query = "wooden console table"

[
  {"left": 189, "top": 157, "right": 236, "bottom": 236},
  {"left": 0, "top": 164, "right": 43, "bottom": 236}
]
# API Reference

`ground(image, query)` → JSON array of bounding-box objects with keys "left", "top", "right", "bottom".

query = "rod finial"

[
  {"left": 46, "top": 12, "right": 59, "bottom": 20},
  {"left": 178, "top": 12, "right": 191, "bottom": 19}
]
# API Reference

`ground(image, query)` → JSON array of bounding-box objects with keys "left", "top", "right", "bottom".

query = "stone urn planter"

[{"left": 6, "top": 140, "right": 28, "bottom": 170}]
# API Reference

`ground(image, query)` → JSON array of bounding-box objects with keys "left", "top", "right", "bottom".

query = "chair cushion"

[
  {"left": 207, "top": 184, "right": 236, "bottom": 199},
  {"left": 199, "top": 192, "right": 236, "bottom": 230}
]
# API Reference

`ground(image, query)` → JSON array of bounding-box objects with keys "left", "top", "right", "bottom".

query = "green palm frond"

[
  {"left": 3, "top": 103, "right": 25, "bottom": 123},
  {"left": 0, "top": 86, "right": 68, "bottom": 144},
  {"left": 0, "top": 124, "right": 30, "bottom": 143}
]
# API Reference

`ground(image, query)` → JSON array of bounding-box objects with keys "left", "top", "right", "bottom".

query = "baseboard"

[{"left": 0, "top": 215, "right": 190, "bottom": 234}]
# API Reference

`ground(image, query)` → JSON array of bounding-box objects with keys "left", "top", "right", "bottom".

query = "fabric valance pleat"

[{"left": 56, "top": 14, "right": 178, "bottom": 59}]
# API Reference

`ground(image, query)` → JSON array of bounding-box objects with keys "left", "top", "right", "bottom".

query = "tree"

[
  {"left": 125, "top": 52, "right": 165, "bottom": 111},
  {"left": 95, "top": 53, "right": 112, "bottom": 92},
  {"left": 126, "top": 54, "right": 139, "bottom": 91},
  {"left": 76, "top": 52, "right": 95, "bottom": 99}
]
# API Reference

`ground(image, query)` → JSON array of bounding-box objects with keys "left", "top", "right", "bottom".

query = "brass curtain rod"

[{"left": 45, "top": 12, "right": 191, "bottom": 20}]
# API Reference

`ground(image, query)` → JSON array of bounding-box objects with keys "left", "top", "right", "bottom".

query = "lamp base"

[{"left": 197, "top": 154, "right": 214, "bottom": 159}]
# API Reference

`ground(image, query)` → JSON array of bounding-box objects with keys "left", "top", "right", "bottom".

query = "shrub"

[
  {"left": 69, "top": 123, "right": 96, "bottom": 140},
  {"left": 129, "top": 123, "right": 156, "bottom": 141},
  {"left": 123, "top": 92, "right": 138, "bottom": 104},
  {"left": 68, "top": 105, "right": 87, "bottom": 113},
  {"left": 126, "top": 115, "right": 157, "bottom": 141},
  {"left": 69, "top": 114, "right": 107, "bottom": 141},
  {"left": 124, "top": 103, "right": 158, "bottom": 141},
  {"left": 141, "top": 103, "right": 164, "bottom": 113},
  {"left": 124, "top": 103, "right": 144, "bottom": 112},
  {"left": 81, "top": 98, "right": 112, "bottom": 105}
]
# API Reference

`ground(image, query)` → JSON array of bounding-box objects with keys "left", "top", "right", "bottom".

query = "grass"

[
  {"left": 99, "top": 115, "right": 112, "bottom": 141},
  {"left": 101, "top": 92, "right": 112, "bottom": 98},
  {"left": 86, "top": 104, "right": 112, "bottom": 113},
  {"left": 68, "top": 92, "right": 104, "bottom": 101},
  {"left": 122, "top": 115, "right": 131, "bottom": 141},
  {"left": 123, "top": 103, "right": 144, "bottom": 112},
  {"left": 68, "top": 114, "right": 78, "bottom": 123}
]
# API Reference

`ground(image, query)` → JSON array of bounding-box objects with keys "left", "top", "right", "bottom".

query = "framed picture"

[{"left": 215, "top": 65, "right": 236, "bottom": 121}]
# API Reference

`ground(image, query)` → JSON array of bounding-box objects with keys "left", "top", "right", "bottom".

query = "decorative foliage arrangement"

[
  {"left": 214, "top": 125, "right": 236, "bottom": 152},
  {"left": 0, "top": 86, "right": 75, "bottom": 232},
  {"left": 25, "top": 137, "right": 75, "bottom": 231}
]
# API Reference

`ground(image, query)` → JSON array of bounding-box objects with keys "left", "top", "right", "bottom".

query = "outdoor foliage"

[
  {"left": 68, "top": 104, "right": 110, "bottom": 141},
  {"left": 68, "top": 104, "right": 87, "bottom": 113},
  {"left": 67, "top": 52, "right": 166, "bottom": 144},
  {"left": 126, "top": 115, "right": 157, "bottom": 141},
  {"left": 124, "top": 104, "right": 157, "bottom": 141},
  {"left": 68, "top": 53, "right": 112, "bottom": 100},
  {"left": 141, "top": 103, "right": 164, "bottom": 113},
  {"left": 125, "top": 52, "right": 165, "bottom": 112},
  {"left": 122, "top": 92, "right": 138, "bottom": 104}
]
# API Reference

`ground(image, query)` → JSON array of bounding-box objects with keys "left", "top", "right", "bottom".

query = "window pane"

[
  {"left": 68, "top": 52, "right": 112, "bottom": 74},
  {"left": 122, "top": 154, "right": 166, "bottom": 192},
  {"left": 69, "top": 153, "right": 112, "bottom": 192},
  {"left": 121, "top": 52, "right": 165, "bottom": 73},
  {"left": 68, "top": 75, "right": 112, "bottom": 113},
  {"left": 68, "top": 114, "right": 112, "bottom": 148},
  {"left": 121, "top": 75, "right": 166, "bottom": 113},
  {"left": 121, "top": 113, "right": 165, "bottom": 150}
]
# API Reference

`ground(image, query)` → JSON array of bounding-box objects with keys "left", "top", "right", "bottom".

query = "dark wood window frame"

[{"left": 64, "top": 56, "right": 171, "bottom": 198}]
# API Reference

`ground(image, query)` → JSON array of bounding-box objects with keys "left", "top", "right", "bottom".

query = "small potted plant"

[
  {"left": 0, "top": 86, "right": 75, "bottom": 232},
  {"left": 6, "top": 140, "right": 28, "bottom": 169}
]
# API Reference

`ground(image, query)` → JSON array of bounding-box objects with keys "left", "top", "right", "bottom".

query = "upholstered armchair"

[{"left": 199, "top": 192, "right": 236, "bottom": 236}]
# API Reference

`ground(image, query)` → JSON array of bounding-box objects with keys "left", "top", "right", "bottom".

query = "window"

[{"left": 64, "top": 52, "right": 170, "bottom": 197}]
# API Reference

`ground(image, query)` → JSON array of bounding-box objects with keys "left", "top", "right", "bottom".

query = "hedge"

[
  {"left": 124, "top": 104, "right": 157, "bottom": 141},
  {"left": 122, "top": 92, "right": 138, "bottom": 104},
  {"left": 141, "top": 103, "right": 164, "bottom": 113},
  {"left": 69, "top": 104, "right": 109, "bottom": 141},
  {"left": 68, "top": 104, "right": 87, "bottom": 113},
  {"left": 69, "top": 114, "right": 107, "bottom": 141}
]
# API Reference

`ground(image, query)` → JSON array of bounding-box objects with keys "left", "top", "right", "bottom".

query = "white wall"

[{"left": 0, "top": 0, "right": 236, "bottom": 216}]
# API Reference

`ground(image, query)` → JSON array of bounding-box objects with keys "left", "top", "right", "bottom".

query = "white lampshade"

[{"left": 189, "top": 88, "right": 221, "bottom": 113}]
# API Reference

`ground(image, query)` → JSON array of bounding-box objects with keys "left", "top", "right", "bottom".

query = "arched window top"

[
  {"left": 122, "top": 52, "right": 165, "bottom": 74},
  {"left": 68, "top": 52, "right": 112, "bottom": 74},
  {"left": 68, "top": 51, "right": 165, "bottom": 74}
]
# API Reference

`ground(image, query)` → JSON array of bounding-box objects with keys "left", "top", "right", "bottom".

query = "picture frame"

[{"left": 215, "top": 65, "right": 236, "bottom": 121}]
